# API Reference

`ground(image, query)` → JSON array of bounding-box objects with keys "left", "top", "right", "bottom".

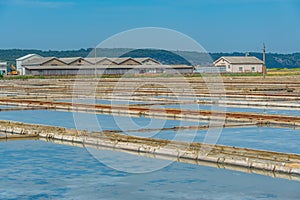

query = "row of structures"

[
  {"left": 16, "top": 54, "right": 193, "bottom": 76},
  {"left": 13, "top": 54, "right": 264, "bottom": 76}
]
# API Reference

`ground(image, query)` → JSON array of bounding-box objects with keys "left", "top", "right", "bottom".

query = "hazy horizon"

[{"left": 0, "top": 47, "right": 299, "bottom": 55}]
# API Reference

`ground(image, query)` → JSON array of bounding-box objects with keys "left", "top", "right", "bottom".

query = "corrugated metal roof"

[
  {"left": 134, "top": 57, "right": 161, "bottom": 64},
  {"left": 84, "top": 57, "right": 108, "bottom": 64},
  {"left": 111, "top": 57, "right": 131, "bottom": 64},
  {"left": 59, "top": 57, "right": 82, "bottom": 64},
  {"left": 111, "top": 57, "right": 142, "bottom": 65},
  {"left": 16, "top": 54, "right": 41, "bottom": 61},
  {"left": 21, "top": 55, "right": 161, "bottom": 66},
  {"left": 215, "top": 56, "right": 263, "bottom": 64},
  {"left": 85, "top": 57, "right": 118, "bottom": 65},
  {"left": 22, "top": 57, "right": 61, "bottom": 66}
]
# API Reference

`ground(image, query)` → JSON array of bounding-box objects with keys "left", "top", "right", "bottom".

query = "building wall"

[
  {"left": 214, "top": 59, "right": 231, "bottom": 72},
  {"left": 196, "top": 66, "right": 226, "bottom": 73},
  {"left": 0, "top": 63, "right": 7, "bottom": 75},
  {"left": 26, "top": 69, "right": 90, "bottom": 76},
  {"left": 17, "top": 55, "right": 41, "bottom": 75},
  {"left": 25, "top": 67, "right": 193, "bottom": 76},
  {"left": 214, "top": 60, "right": 263, "bottom": 73},
  {"left": 231, "top": 64, "right": 263, "bottom": 73}
]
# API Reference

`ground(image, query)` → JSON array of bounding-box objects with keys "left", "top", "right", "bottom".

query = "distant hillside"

[{"left": 0, "top": 48, "right": 299, "bottom": 69}]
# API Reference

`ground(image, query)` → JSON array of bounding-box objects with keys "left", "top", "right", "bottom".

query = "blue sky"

[{"left": 0, "top": 0, "right": 299, "bottom": 53}]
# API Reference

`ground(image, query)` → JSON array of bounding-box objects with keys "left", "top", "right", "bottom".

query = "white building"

[
  {"left": 214, "top": 56, "right": 264, "bottom": 73},
  {"left": 16, "top": 54, "right": 42, "bottom": 75},
  {"left": 0, "top": 62, "right": 7, "bottom": 75}
]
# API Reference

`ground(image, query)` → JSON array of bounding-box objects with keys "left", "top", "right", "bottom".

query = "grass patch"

[
  {"left": 222, "top": 73, "right": 263, "bottom": 77},
  {"left": 3, "top": 75, "right": 47, "bottom": 80},
  {"left": 185, "top": 73, "right": 263, "bottom": 77},
  {"left": 267, "top": 68, "right": 300, "bottom": 76},
  {"left": 100, "top": 74, "right": 122, "bottom": 78},
  {"left": 2, "top": 69, "right": 300, "bottom": 80}
]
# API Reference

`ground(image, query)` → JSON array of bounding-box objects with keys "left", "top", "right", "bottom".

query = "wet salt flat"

[
  {"left": 59, "top": 98, "right": 300, "bottom": 116},
  {"left": 58, "top": 99, "right": 148, "bottom": 105},
  {"left": 0, "top": 140, "right": 300, "bottom": 200},
  {"left": 152, "top": 96, "right": 300, "bottom": 116}
]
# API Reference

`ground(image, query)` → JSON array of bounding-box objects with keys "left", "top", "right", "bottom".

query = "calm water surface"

[
  {"left": 0, "top": 140, "right": 300, "bottom": 200},
  {"left": 149, "top": 126, "right": 300, "bottom": 154},
  {"left": 0, "top": 110, "right": 200, "bottom": 131},
  {"left": 0, "top": 109, "right": 300, "bottom": 199},
  {"left": 59, "top": 98, "right": 300, "bottom": 116},
  {"left": 0, "top": 110, "right": 299, "bottom": 154}
]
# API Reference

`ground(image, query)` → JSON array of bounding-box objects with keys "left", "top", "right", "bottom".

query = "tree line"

[{"left": 0, "top": 48, "right": 299, "bottom": 69}]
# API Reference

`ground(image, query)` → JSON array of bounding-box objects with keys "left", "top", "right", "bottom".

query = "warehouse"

[
  {"left": 19, "top": 54, "right": 193, "bottom": 75},
  {"left": 214, "top": 56, "right": 264, "bottom": 73}
]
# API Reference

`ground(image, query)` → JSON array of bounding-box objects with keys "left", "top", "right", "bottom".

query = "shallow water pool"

[
  {"left": 0, "top": 109, "right": 201, "bottom": 131},
  {"left": 0, "top": 140, "right": 299, "bottom": 200}
]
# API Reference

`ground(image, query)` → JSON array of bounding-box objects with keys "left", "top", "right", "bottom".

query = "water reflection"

[{"left": 0, "top": 140, "right": 299, "bottom": 199}]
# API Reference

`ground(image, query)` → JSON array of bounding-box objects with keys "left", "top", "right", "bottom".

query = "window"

[
  {"left": 239, "top": 67, "right": 243, "bottom": 71},
  {"left": 51, "top": 64, "right": 58, "bottom": 66},
  {"left": 251, "top": 67, "right": 255, "bottom": 71},
  {"left": 77, "top": 60, "right": 82, "bottom": 66},
  {"left": 227, "top": 65, "right": 230, "bottom": 69}
]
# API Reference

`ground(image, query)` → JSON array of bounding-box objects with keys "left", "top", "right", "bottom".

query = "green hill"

[{"left": 0, "top": 48, "right": 299, "bottom": 69}]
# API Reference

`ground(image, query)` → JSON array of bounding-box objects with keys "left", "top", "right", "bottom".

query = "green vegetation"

[
  {"left": 100, "top": 74, "right": 122, "bottom": 78},
  {"left": 185, "top": 73, "right": 263, "bottom": 77},
  {"left": 269, "top": 67, "right": 300, "bottom": 71},
  {"left": 0, "top": 49, "right": 300, "bottom": 70},
  {"left": 3, "top": 75, "right": 47, "bottom": 80},
  {"left": 221, "top": 73, "right": 263, "bottom": 77},
  {"left": 1, "top": 69, "right": 300, "bottom": 80},
  {"left": 122, "top": 49, "right": 191, "bottom": 65}
]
